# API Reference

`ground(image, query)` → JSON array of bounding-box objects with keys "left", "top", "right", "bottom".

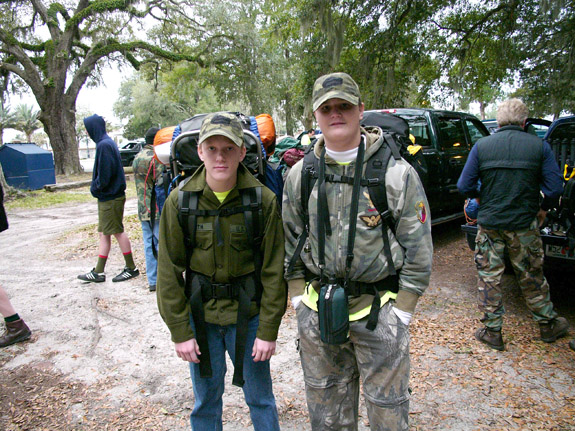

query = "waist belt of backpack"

[
  {"left": 190, "top": 273, "right": 256, "bottom": 387},
  {"left": 342, "top": 277, "right": 399, "bottom": 297}
]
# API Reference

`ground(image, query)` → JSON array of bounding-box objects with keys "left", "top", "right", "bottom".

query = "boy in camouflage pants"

[{"left": 282, "top": 72, "right": 433, "bottom": 430}]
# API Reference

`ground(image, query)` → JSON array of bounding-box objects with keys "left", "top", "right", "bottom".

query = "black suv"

[
  {"left": 367, "top": 108, "right": 490, "bottom": 225},
  {"left": 119, "top": 140, "right": 144, "bottom": 167}
]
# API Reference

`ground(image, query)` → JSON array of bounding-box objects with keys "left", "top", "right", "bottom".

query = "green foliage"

[
  {"left": 13, "top": 104, "right": 41, "bottom": 142},
  {"left": 514, "top": 0, "right": 575, "bottom": 118},
  {"left": 0, "top": 104, "right": 17, "bottom": 130},
  {"left": 114, "top": 76, "right": 182, "bottom": 139},
  {"left": 2, "top": 0, "right": 573, "bottom": 153}
]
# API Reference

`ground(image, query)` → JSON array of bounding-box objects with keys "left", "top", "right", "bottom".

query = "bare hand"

[
  {"left": 252, "top": 338, "right": 276, "bottom": 362},
  {"left": 175, "top": 339, "right": 201, "bottom": 363},
  {"left": 537, "top": 209, "right": 547, "bottom": 227}
]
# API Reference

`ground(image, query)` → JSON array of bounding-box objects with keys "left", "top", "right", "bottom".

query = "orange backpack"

[
  {"left": 255, "top": 114, "right": 276, "bottom": 155},
  {"left": 153, "top": 126, "right": 176, "bottom": 165}
]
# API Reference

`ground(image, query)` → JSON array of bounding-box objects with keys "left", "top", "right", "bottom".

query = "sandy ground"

[{"left": 0, "top": 198, "right": 574, "bottom": 430}]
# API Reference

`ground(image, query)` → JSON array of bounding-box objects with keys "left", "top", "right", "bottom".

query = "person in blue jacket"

[
  {"left": 78, "top": 114, "right": 139, "bottom": 284},
  {"left": 457, "top": 98, "right": 568, "bottom": 351}
]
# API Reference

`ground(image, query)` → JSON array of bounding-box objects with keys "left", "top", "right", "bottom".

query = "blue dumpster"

[{"left": 0, "top": 143, "right": 56, "bottom": 190}]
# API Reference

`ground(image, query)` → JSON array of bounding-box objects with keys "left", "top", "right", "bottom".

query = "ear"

[
  {"left": 239, "top": 145, "right": 247, "bottom": 162},
  {"left": 197, "top": 142, "right": 205, "bottom": 162},
  {"left": 358, "top": 102, "right": 365, "bottom": 121}
]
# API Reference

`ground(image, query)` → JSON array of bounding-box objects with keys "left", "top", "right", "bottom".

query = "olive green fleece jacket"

[{"left": 157, "top": 164, "right": 287, "bottom": 344}]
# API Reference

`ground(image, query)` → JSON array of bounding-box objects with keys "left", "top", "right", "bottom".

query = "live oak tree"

[{"left": 0, "top": 0, "right": 211, "bottom": 175}]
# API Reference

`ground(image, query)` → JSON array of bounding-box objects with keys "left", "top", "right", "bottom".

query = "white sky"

[{"left": 3, "top": 66, "right": 130, "bottom": 142}]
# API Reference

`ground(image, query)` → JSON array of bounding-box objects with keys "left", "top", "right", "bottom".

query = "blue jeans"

[
  {"left": 189, "top": 315, "right": 280, "bottom": 431},
  {"left": 140, "top": 220, "right": 159, "bottom": 286}
]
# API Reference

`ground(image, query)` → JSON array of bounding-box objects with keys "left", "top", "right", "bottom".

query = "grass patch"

[
  {"left": 4, "top": 171, "right": 137, "bottom": 211},
  {"left": 4, "top": 187, "right": 94, "bottom": 210}
]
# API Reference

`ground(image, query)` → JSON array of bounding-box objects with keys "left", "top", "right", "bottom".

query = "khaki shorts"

[{"left": 98, "top": 196, "right": 126, "bottom": 235}]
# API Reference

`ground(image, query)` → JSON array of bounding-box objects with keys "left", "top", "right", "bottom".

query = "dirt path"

[{"left": 0, "top": 202, "right": 574, "bottom": 430}]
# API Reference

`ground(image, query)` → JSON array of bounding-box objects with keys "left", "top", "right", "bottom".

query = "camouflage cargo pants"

[
  {"left": 296, "top": 301, "right": 410, "bottom": 431},
  {"left": 474, "top": 220, "right": 557, "bottom": 331}
]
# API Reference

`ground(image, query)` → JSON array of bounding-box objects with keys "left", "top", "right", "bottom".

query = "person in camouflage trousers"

[
  {"left": 133, "top": 127, "right": 165, "bottom": 291},
  {"left": 282, "top": 72, "right": 433, "bottom": 431},
  {"left": 458, "top": 98, "right": 568, "bottom": 351}
]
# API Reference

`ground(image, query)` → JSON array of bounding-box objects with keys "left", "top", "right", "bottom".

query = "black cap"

[{"left": 145, "top": 127, "right": 160, "bottom": 146}]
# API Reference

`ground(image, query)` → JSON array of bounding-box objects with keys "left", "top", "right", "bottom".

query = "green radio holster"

[{"left": 318, "top": 283, "right": 349, "bottom": 345}]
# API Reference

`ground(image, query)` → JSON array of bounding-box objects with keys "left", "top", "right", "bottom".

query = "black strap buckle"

[{"left": 210, "top": 283, "right": 236, "bottom": 299}]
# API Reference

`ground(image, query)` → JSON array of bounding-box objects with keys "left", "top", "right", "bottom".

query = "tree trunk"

[
  {"left": 303, "top": 104, "right": 313, "bottom": 132},
  {"left": 479, "top": 101, "right": 486, "bottom": 120},
  {"left": 39, "top": 97, "right": 82, "bottom": 175},
  {"left": 284, "top": 90, "right": 295, "bottom": 136}
]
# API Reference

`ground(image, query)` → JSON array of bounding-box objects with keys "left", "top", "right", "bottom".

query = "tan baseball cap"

[
  {"left": 199, "top": 112, "right": 244, "bottom": 147},
  {"left": 312, "top": 72, "right": 361, "bottom": 112}
]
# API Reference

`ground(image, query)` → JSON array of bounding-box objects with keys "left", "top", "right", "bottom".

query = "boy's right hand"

[{"left": 175, "top": 339, "right": 201, "bottom": 363}]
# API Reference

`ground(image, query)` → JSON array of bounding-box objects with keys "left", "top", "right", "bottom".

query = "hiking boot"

[
  {"left": 570, "top": 340, "right": 575, "bottom": 352},
  {"left": 112, "top": 267, "right": 139, "bottom": 282},
  {"left": 78, "top": 269, "right": 105, "bottom": 283},
  {"left": 539, "top": 317, "right": 569, "bottom": 343},
  {"left": 148, "top": 285, "right": 156, "bottom": 292},
  {"left": 475, "top": 327, "right": 504, "bottom": 351},
  {"left": 0, "top": 319, "right": 32, "bottom": 348}
]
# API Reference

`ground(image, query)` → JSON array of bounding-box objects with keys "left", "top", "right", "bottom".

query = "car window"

[
  {"left": 396, "top": 115, "right": 432, "bottom": 147},
  {"left": 122, "top": 142, "right": 140, "bottom": 150},
  {"left": 465, "top": 119, "right": 489, "bottom": 145},
  {"left": 526, "top": 124, "right": 549, "bottom": 139},
  {"left": 437, "top": 117, "right": 466, "bottom": 150}
]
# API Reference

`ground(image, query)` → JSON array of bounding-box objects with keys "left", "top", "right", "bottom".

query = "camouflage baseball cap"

[
  {"left": 312, "top": 72, "right": 361, "bottom": 112},
  {"left": 199, "top": 112, "right": 244, "bottom": 147}
]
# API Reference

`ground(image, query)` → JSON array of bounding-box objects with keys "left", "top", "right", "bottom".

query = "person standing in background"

[
  {"left": 457, "top": 98, "right": 568, "bottom": 351},
  {"left": 78, "top": 114, "right": 139, "bottom": 284},
  {"left": 133, "top": 127, "right": 165, "bottom": 292}
]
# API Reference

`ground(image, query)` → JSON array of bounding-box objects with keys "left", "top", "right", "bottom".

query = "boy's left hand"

[{"left": 252, "top": 338, "right": 276, "bottom": 362}]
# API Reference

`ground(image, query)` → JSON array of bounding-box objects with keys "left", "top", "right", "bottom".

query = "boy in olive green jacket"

[{"left": 157, "top": 112, "right": 286, "bottom": 431}]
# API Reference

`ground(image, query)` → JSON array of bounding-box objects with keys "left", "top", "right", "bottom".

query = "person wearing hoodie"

[
  {"left": 78, "top": 114, "right": 139, "bottom": 283},
  {"left": 282, "top": 73, "right": 432, "bottom": 430}
]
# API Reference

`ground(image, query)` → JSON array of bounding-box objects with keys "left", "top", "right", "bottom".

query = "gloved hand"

[
  {"left": 291, "top": 295, "right": 302, "bottom": 310},
  {"left": 392, "top": 307, "right": 412, "bottom": 326}
]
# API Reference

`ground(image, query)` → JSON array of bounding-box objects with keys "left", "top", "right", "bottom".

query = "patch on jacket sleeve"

[{"left": 415, "top": 201, "right": 427, "bottom": 224}]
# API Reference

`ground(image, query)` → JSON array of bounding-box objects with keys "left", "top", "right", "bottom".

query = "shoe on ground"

[
  {"left": 475, "top": 327, "right": 504, "bottom": 351},
  {"left": 112, "top": 267, "right": 140, "bottom": 282},
  {"left": 570, "top": 340, "right": 575, "bottom": 351},
  {"left": 0, "top": 319, "right": 32, "bottom": 348},
  {"left": 78, "top": 269, "right": 105, "bottom": 283},
  {"left": 540, "top": 317, "right": 569, "bottom": 343},
  {"left": 149, "top": 285, "right": 156, "bottom": 292}
]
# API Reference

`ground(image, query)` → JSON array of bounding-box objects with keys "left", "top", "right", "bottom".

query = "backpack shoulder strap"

[
  {"left": 381, "top": 131, "right": 402, "bottom": 160},
  {"left": 287, "top": 144, "right": 317, "bottom": 274},
  {"left": 241, "top": 186, "right": 264, "bottom": 289},
  {"left": 365, "top": 141, "right": 398, "bottom": 281},
  {"left": 365, "top": 141, "right": 396, "bottom": 234}
]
